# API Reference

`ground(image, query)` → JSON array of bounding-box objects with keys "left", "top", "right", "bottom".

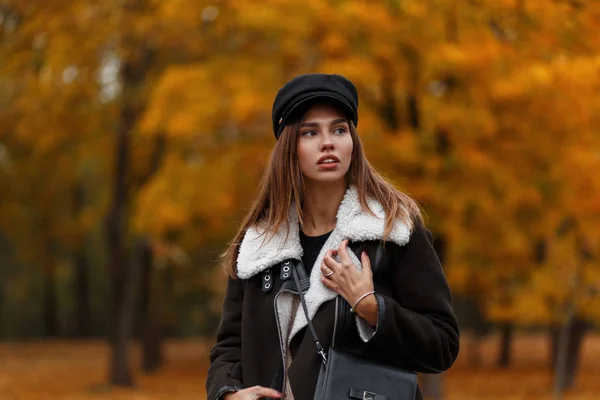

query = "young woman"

[{"left": 206, "top": 73, "right": 460, "bottom": 400}]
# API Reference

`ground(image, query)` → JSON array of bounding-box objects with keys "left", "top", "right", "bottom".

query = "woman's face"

[{"left": 297, "top": 103, "right": 354, "bottom": 184}]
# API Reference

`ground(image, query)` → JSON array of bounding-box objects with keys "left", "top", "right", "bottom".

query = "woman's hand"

[
  {"left": 222, "top": 385, "right": 283, "bottom": 399},
  {"left": 320, "top": 240, "right": 378, "bottom": 326}
]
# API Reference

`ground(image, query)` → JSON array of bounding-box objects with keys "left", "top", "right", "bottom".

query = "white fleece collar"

[
  {"left": 236, "top": 185, "right": 411, "bottom": 279},
  {"left": 236, "top": 185, "right": 412, "bottom": 345}
]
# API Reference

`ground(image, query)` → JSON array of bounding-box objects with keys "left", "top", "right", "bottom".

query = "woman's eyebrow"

[
  {"left": 301, "top": 118, "right": 348, "bottom": 128},
  {"left": 330, "top": 118, "right": 348, "bottom": 126}
]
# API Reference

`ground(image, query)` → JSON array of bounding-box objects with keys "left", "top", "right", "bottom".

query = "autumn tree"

[{"left": 2, "top": 1, "right": 600, "bottom": 397}]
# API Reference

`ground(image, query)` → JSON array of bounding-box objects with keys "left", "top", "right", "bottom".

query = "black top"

[{"left": 299, "top": 228, "right": 333, "bottom": 276}]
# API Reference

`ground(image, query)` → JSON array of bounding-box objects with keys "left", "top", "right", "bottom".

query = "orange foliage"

[{"left": 1, "top": 0, "right": 599, "bottom": 329}]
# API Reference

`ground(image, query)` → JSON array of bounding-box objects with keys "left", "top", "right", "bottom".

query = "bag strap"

[
  {"left": 291, "top": 264, "right": 328, "bottom": 365},
  {"left": 291, "top": 242, "right": 384, "bottom": 366}
]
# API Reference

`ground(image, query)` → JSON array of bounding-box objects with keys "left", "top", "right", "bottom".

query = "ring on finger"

[{"left": 322, "top": 267, "right": 334, "bottom": 277}]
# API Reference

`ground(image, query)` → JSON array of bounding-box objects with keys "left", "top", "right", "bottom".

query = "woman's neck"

[{"left": 300, "top": 180, "right": 347, "bottom": 236}]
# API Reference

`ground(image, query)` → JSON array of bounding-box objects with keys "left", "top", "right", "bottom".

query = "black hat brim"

[{"left": 276, "top": 91, "right": 358, "bottom": 138}]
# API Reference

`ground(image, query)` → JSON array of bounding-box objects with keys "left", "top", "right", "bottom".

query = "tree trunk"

[
  {"left": 139, "top": 240, "right": 164, "bottom": 372},
  {"left": 41, "top": 224, "right": 58, "bottom": 337},
  {"left": 114, "top": 238, "right": 143, "bottom": 385},
  {"left": 553, "top": 317, "right": 589, "bottom": 396},
  {"left": 498, "top": 324, "right": 513, "bottom": 367},
  {"left": 564, "top": 319, "right": 588, "bottom": 389},
  {"left": 554, "top": 315, "right": 572, "bottom": 399},
  {"left": 105, "top": 26, "right": 154, "bottom": 385},
  {"left": 74, "top": 249, "right": 91, "bottom": 337},
  {"left": 134, "top": 131, "right": 167, "bottom": 372},
  {"left": 73, "top": 182, "right": 91, "bottom": 337},
  {"left": 106, "top": 101, "right": 134, "bottom": 385},
  {"left": 550, "top": 326, "right": 559, "bottom": 370},
  {"left": 42, "top": 263, "right": 57, "bottom": 337}
]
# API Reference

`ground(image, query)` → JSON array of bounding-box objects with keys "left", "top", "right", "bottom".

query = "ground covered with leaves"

[{"left": 1, "top": 333, "right": 599, "bottom": 399}]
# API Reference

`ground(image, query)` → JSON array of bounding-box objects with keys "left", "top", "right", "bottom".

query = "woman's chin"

[{"left": 305, "top": 173, "right": 347, "bottom": 185}]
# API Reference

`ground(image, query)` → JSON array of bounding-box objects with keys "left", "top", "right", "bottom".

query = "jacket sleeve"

[
  {"left": 366, "top": 223, "right": 460, "bottom": 373},
  {"left": 206, "top": 276, "right": 246, "bottom": 400}
]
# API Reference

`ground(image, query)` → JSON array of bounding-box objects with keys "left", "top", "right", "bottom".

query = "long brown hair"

[{"left": 221, "top": 116, "right": 424, "bottom": 277}]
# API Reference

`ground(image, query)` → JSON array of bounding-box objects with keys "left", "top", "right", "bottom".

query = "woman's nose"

[{"left": 321, "top": 140, "right": 335, "bottom": 151}]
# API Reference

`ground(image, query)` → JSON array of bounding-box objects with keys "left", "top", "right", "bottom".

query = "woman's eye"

[
  {"left": 302, "top": 131, "right": 316, "bottom": 137},
  {"left": 334, "top": 127, "right": 347, "bottom": 135}
]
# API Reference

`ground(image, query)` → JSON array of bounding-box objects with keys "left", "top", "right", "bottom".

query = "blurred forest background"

[{"left": 1, "top": 0, "right": 600, "bottom": 399}]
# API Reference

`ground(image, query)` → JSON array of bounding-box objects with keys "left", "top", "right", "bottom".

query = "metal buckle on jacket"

[{"left": 363, "top": 391, "right": 377, "bottom": 400}]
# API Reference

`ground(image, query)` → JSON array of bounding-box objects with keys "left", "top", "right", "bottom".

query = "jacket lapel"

[{"left": 236, "top": 185, "right": 412, "bottom": 344}]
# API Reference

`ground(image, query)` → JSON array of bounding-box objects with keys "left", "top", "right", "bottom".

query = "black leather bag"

[
  {"left": 313, "top": 347, "right": 418, "bottom": 400},
  {"left": 291, "top": 259, "right": 418, "bottom": 400}
]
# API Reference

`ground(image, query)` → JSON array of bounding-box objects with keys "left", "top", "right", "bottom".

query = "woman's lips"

[
  {"left": 317, "top": 161, "right": 340, "bottom": 170},
  {"left": 317, "top": 155, "right": 340, "bottom": 164}
]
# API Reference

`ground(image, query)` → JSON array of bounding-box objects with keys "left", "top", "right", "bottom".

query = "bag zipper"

[
  {"left": 273, "top": 282, "right": 301, "bottom": 393},
  {"left": 273, "top": 288, "right": 293, "bottom": 393},
  {"left": 275, "top": 267, "right": 346, "bottom": 390}
]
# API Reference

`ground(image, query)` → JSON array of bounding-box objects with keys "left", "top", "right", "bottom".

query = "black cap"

[{"left": 271, "top": 73, "right": 359, "bottom": 140}]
